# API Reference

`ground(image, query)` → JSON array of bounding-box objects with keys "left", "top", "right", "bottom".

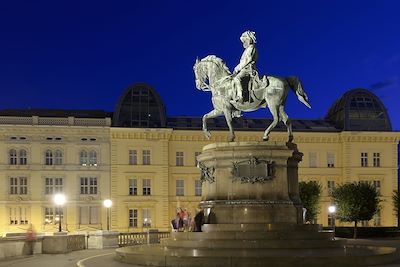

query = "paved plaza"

[{"left": 0, "top": 239, "right": 399, "bottom": 267}]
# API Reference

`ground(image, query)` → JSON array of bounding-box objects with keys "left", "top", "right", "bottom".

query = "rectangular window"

[
  {"left": 44, "top": 207, "right": 63, "bottom": 224},
  {"left": 19, "top": 150, "right": 27, "bottom": 165},
  {"left": 327, "top": 153, "right": 335, "bottom": 168},
  {"left": 142, "top": 150, "right": 151, "bottom": 165},
  {"left": 195, "top": 180, "right": 202, "bottom": 196},
  {"left": 143, "top": 208, "right": 151, "bottom": 227},
  {"left": 9, "top": 207, "right": 29, "bottom": 225},
  {"left": 10, "top": 177, "right": 18, "bottom": 194},
  {"left": 195, "top": 152, "right": 201, "bottom": 166},
  {"left": 373, "top": 153, "right": 380, "bottom": 167},
  {"left": 361, "top": 152, "right": 368, "bottom": 167},
  {"left": 45, "top": 178, "right": 63, "bottom": 195},
  {"left": 54, "top": 151, "right": 63, "bottom": 165},
  {"left": 309, "top": 152, "right": 317, "bottom": 168},
  {"left": 373, "top": 180, "right": 381, "bottom": 195},
  {"left": 9, "top": 207, "right": 17, "bottom": 224},
  {"left": 9, "top": 150, "right": 17, "bottom": 165},
  {"left": 176, "top": 179, "right": 184, "bottom": 196},
  {"left": 129, "top": 150, "right": 137, "bottom": 165},
  {"left": 45, "top": 151, "right": 53, "bottom": 165},
  {"left": 129, "top": 209, "right": 138, "bottom": 227},
  {"left": 80, "top": 177, "right": 98, "bottom": 195},
  {"left": 327, "top": 180, "right": 335, "bottom": 196},
  {"left": 19, "top": 177, "right": 27, "bottom": 195},
  {"left": 9, "top": 177, "right": 27, "bottom": 195},
  {"left": 176, "top": 151, "right": 184, "bottom": 166},
  {"left": 79, "top": 206, "right": 99, "bottom": 224},
  {"left": 142, "top": 179, "right": 151, "bottom": 196},
  {"left": 129, "top": 179, "right": 137, "bottom": 195}
]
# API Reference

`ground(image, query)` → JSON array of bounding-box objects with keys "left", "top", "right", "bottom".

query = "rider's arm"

[{"left": 234, "top": 46, "right": 255, "bottom": 73}]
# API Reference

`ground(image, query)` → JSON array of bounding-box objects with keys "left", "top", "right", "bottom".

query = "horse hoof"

[
  {"left": 263, "top": 136, "right": 269, "bottom": 141},
  {"left": 204, "top": 131, "right": 211, "bottom": 140},
  {"left": 228, "top": 135, "right": 235, "bottom": 142}
]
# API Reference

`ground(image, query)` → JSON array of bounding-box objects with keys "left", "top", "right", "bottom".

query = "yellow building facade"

[
  {"left": 0, "top": 113, "right": 111, "bottom": 234},
  {"left": 0, "top": 85, "right": 398, "bottom": 235}
]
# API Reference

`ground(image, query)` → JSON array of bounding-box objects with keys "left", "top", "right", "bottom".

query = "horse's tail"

[{"left": 286, "top": 76, "right": 311, "bottom": 109}]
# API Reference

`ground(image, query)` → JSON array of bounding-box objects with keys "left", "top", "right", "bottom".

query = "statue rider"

[{"left": 233, "top": 30, "right": 258, "bottom": 103}]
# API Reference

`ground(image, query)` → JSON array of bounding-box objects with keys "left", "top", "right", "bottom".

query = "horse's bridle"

[{"left": 194, "top": 60, "right": 211, "bottom": 91}]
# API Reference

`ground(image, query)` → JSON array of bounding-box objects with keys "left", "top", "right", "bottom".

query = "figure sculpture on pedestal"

[
  {"left": 194, "top": 30, "right": 311, "bottom": 142},
  {"left": 233, "top": 30, "right": 260, "bottom": 104}
]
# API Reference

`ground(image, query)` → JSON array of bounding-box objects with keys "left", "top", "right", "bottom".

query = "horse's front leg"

[
  {"left": 202, "top": 109, "right": 223, "bottom": 140},
  {"left": 223, "top": 108, "right": 235, "bottom": 142}
]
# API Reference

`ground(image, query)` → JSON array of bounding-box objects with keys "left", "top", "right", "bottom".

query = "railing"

[
  {"left": 67, "top": 235, "right": 86, "bottom": 251},
  {"left": 118, "top": 231, "right": 170, "bottom": 247}
]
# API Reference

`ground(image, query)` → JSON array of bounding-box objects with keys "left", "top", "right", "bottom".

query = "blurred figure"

[
  {"left": 194, "top": 209, "right": 204, "bottom": 232},
  {"left": 26, "top": 224, "right": 36, "bottom": 255}
]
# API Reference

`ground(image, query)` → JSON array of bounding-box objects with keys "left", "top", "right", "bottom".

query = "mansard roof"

[
  {"left": 167, "top": 117, "right": 338, "bottom": 132},
  {"left": 0, "top": 109, "right": 111, "bottom": 118},
  {"left": 0, "top": 86, "right": 392, "bottom": 133}
]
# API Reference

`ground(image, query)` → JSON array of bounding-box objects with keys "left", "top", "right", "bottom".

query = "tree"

[
  {"left": 332, "top": 182, "right": 379, "bottom": 239},
  {"left": 299, "top": 181, "right": 322, "bottom": 224},
  {"left": 393, "top": 190, "right": 400, "bottom": 228}
]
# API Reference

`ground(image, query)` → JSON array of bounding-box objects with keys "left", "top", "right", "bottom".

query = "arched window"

[
  {"left": 80, "top": 150, "right": 88, "bottom": 165},
  {"left": 9, "top": 149, "right": 17, "bottom": 165},
  {"left": 45, "top": 150, "right": 53, "bottom": 165},
  {"left": 19, "top": 149, "right": 27, "bottom": 165},
  {"left": 89, "top": 150, "right": 97, "bottom": 166},
  {"left": 54, "top": 150, "right": 63, "bottom": 165}
]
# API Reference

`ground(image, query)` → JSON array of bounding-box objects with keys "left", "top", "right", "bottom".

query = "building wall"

[
  {"left": 109, "top": 129, "right": 399, "bottom": 232},
  {"left": 0, "top": 118, "right": 398, "bottom": 235},
  {"left": 0, "top": 119, "right": 111, "bottom": 235}
]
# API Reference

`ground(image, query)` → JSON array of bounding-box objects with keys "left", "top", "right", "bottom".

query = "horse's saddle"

[{"left": 240, "top": 75, "right": 269, "bottom": 103}]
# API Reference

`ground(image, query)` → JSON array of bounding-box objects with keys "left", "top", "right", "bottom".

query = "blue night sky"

[{"left": 1, "top": 1, "right": 399, "bottom": 129}]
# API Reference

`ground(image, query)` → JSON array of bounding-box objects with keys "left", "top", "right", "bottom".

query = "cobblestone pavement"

[{"left": 0, "top": 239, "right": 399, "bottom": 267}]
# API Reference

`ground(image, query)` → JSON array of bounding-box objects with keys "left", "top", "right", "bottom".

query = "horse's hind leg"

[
  {"left": 279, "top": 105, "right": 293, "bottom": 142},
  {"left": 202, "top": 109, "right": 223, "bottom": 139},
  {"left": 263, "top": 104, "right": 280, "bottom": 141}
]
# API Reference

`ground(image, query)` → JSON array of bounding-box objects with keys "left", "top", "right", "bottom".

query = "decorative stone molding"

[
  {"left": 198, "top": 162, "right": 215, "bottom": 184},
  {"left": 231, "top": 156, "right": 275, "bottom": 184},
  {"left": 201, "top": 199, "right": 294, "bottom": 207}
]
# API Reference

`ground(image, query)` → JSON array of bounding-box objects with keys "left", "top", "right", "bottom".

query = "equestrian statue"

[{"left": 193, "top": 30, "right": 311, "bottom": 142}]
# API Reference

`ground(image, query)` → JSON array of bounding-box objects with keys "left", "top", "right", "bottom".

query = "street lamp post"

[
  {"left": 103, "top": 199, "right": 112, "bottom": 231},
  {"left": 328, "top": 205, "right": 336, "bottom": 240},
  {"left": 144, "top": 218, "right": 151, "bottom": 244},
  {"left": 53, "top": 193, "right": 66, "bottom": 232}
]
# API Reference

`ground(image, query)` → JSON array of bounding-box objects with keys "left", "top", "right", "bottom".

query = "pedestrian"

[
  {"left": 26, "top": 224, "right": 36, "bottom": 255},
  {"left": 194, "top": 209, "right": 204, "bottom": 232}
]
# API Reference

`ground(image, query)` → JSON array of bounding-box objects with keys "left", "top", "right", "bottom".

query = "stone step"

[
  {"left": 202, "top": 223, "right": 321, "bottom": 232},
  {"left": 161, "top": 238, "right": 345, "bottom": 249},
  {"left": 115, "top": 244, "right": 399, "bottom": 267},
  {"left": 169, "top": 230, "right": 333, "bottom": 241}
]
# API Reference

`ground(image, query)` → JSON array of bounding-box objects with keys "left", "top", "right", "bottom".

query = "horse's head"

[
  {"left": 193, "top": 57, "right": 209, "bottom": 91},
  {"left": 193, "top": 55, "right": 231, "bottom": 91}
]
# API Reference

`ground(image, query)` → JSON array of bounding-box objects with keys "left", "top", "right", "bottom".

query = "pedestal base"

[{"left": 116, "top": 223, "right": 399, "bottom": 267}]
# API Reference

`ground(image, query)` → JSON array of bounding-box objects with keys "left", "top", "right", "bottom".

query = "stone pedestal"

[
  {"left": 198, "top": 142, "right": 303, "bottom": 224},
  {"left": 116, "top": 142, "right": 399, "bottom": 267}
]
